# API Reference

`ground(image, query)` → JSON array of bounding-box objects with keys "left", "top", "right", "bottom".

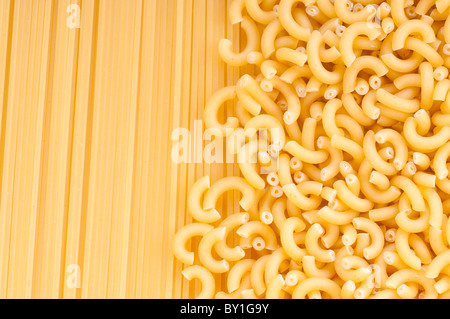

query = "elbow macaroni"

[{"left": 174, "top": 0, "right": 450, "bottom": 299}]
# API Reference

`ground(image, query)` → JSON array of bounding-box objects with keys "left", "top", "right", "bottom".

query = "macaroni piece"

[{"left": 182, "top": 266, "right": 216, "bottom": 299}]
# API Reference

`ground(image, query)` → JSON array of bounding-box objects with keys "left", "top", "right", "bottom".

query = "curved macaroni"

[
  {"left": 203, "top": 176, "right": 256, "bottom": 212},
  {"left": 219, "top": 17, "right": 260, "bottom": 66},
  {"left": 173, "top": 223, "right": 214, "bottom": 265},
  {"left": 182, "top": 265, "right": 216, "bottom": 299}
]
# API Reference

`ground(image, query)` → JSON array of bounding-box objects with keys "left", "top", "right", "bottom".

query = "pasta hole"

[
  {"left": 443, "top": 44, "right": 450, "bottom": 56},
  {"left": 252, "top": 237, "right": 266, "bottom": 251}
]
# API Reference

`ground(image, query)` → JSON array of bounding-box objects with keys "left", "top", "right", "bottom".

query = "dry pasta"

[
  {"left": 172, "top": 0, "right": 450, "bottom": 299},
  {"left": 78, "top": 0, "right": 450, "bottom": 300}
]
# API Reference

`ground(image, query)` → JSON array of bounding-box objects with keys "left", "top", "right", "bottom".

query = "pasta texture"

[{"left": 174, "top": 0, "right": 450, "bottom": 299}]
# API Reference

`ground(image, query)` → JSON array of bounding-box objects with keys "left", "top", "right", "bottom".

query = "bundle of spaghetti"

[
  {"left": 165, "top": 0, "right": 191, "bottom": 299},
  {"left": 112, "top": 0, "right": 142, "bottom": 299},
  {"left": 26, "top": 0, "right": 54, "bottom": 299},
  {"left": 183, "top": 0, "right": 207, "bottom": 298},
  {"left": 0, "top": 0, "right": 245, "bottom": 298},
  {"left": 165, "top": 0, "right": 192, "bottom": 299},
  {"left": 174, "top": 0, "right": 450, "bottom": 299},
  {"left": 63, "top": 0, "right": 97, "bottom": 299},
  {"left": 1, "top": 0, "right": 34, "bottom": 298},
  {"left": 0, "top": 0, "right": 74, "bottom": 299},
  {"left": 8, "top": 0, "right": 45, "bottom": 299},
  {"left": 81, "top": 0, "right": 115, "bottom": 298},
  {"left": 168, "top": 0, "right": 195, "bottom": 299},
  {"left": 76, "top": 0, "right": 142, "bottom": 299},
  {"left": 0, "top": 0, "right": 24, "bottom": 298},
  {"left": 34, "top": 0, "right": 80, "bottom": 298},
  {"left": 126, "top": 0, "right": 156, "bottom": 299},
  {"left": 147, "top": 0, "right": 176, "bottom": 298}
]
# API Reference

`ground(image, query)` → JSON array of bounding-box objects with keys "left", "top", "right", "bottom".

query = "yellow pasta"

[
  {"left": 198, "top": 227, "right": 230, "bottom": 273},
  {"left": 352, "top": 217, "right": 385, "bottom": 260},
  {"left": 237, "top": 221, "right": 278, "bottom": 251},
  {"left": 302, "top": 255, "right": 336, "bottom": 279},
  {"left": 307, "top": 30, "right": 344, "bottom": 85},
  {"left": 227, "top": 259, "right": 255, "bottom": 293},
  {"left": 391, "top": 19, "right": 436, "bottom": 51},
  {"left": 335, "top": 246, "right": 372, "bottom": 283},
  {"left": 334, "top": 180, "right": 374, "bottom": 212},
  {"left": 204, "top": 86, "right": 239, "bottom": 134},
  {"left": 182, "top": 265, "right": 216, "bottom": 299},
  {"left": 385, "top": 269, "right": 438, "bottom": 299},
  {"left": 217, "top": 213, "right": 249, "bottom": 261},
  {"left": 278, "top": 0, "right": 312, "bottom": 42},
  {"left": 391, "top": 175, "right": 426, "bottom": 212},
  {"left": 219, "top": 16, "right": 260, "bottom": 66},
  {"left": 8, "top": 0, "right": 450, "bottom": 300},
  {"left": 173, "top": 223, "right": 214, "bottom": 265},
  {"left": 203, "top": 176, "right": 256, "bottom": 211},
  {"left": 266, "top": 274, "right": 286, "bottom": 298},
  {"left": 187, "top": 176, "right": 222, "bottom": 223},
  {"left": 305, "top": 223, "right": 336, "bottom": 263},
  {"left": 292, "top": 277, "right": 342, "bottom": 299},
  {"left": 343, "top": 56, "right": 389, "bottom": 93},
  {"left": 426, "top": 250, "right": 450, "bottom": 279},
  {"left": 251, "top": 255, "right": 270, "bottom": 296},
  {"left": 340, "top": 22, "right": 382, "bottom": 67},
  {"left": 280, "top": 217, "right": 307, "bottom": 261},
  {"left": 395, "top": 228, "right": 422, "bottom": 271}
]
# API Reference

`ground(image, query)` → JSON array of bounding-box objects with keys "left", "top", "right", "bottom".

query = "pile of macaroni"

[{"left": 174, "top": 0, "right": 450, "bottom": 299}]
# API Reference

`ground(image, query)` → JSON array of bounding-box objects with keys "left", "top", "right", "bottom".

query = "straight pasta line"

[
  {"left": 141, "top": 0, "right": 165, "bottom": 299},
  {"left": 63, "top": 0, "right": 98, "bottom": 299},
  {"left": 154, "top": 0, "right": 177, "bottom": 298},
  {"left": 193, "top": 0, "right": 207, "bottom": 298},
  {"left": 28, "top": 0, "right": 53, "bottom": 298},
  {"left": 106, "top": 0, "right": 130, "bottom": 298},
  {"left": 144, "top": 0, "right": 167, "bottom": 298},
  {"left": 38, "top": 0, "right": 62, "bottom": 297},
  {"left": 205, "top": 0, "right": 222, "bottom": 294},
  {"left": 34, "top": 0, "right": 61, "bottom": 297},
  {"left": 164, "top": 0, "right": 186, "bottom": 299},
  {"left": 182, "top": 0, "right": 202, "bottom": 298},
  {"left": 160, "top": 0, "right": 185, "bottom": 298},
  {"left": 9, "top": 0, "right": 42, "bottom": 299},
  {"left": 7, "top": 0, "right": 34, "bottom": 299},
  {"left": 38, "top": 0, "right": 77, "bottom": 297},
  {"left": 146, "top": 0, "right": 168, "bottom": 298},
  {"left": 25, "top": 0, "right": 51, "bottom": 299},
  {"left": 133, "top": 0, "right": 157, "bottom": 299},
  {"left": 124, "top": 0, "right": 149, "bottom": 297},
  {"left": 0, "top": 0, "right": 14, "bottom": 191},
  {"left": 109, "top": 0, "right": 142, "bottom": 298},
  {"left": 0, "top": 0, "right": 26, "bottom": 298},
  {"left": 33, "top": 0, "right": 58, "bottom": 298},
  {"left": 119, "top": 0, "right": 142, "bottom": 298},
  {"left": 81, "top": 0, "right": 110, "bottom": 298},
  {"left": 122, "top": 0, "right": 143, "bottom": 298},
  {"left": 216, "top": 0, "right": 233, "bottom": 292},
  {"left": 94, "top": 0, "right": 120, "bottom": 298},
  {"left": 53, "top": 0, "right": 80, "bottom": 298},
  {"left": 173, "top": 0, "right": 194, "bottom": 299}
]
